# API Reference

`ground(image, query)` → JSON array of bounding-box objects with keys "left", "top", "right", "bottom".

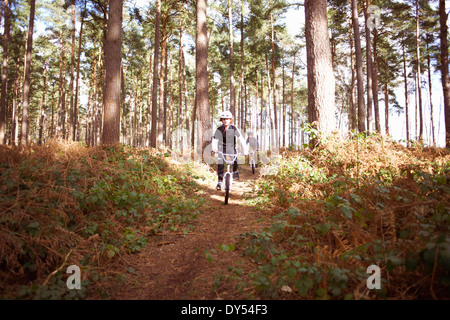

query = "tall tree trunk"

[
  {"left": 291, "top": 52, "right": 296, "bottom": 147},
  {"left": 385, "top": 76, "right": 389, "bottom": 136},
  {"left": 178, "top": 18, "right": 184, "bottom": 129},
  {"left": 102, "top": 0, "right": 123, "bottom": 145},
  {"left": 426, "top": 37, "right": 435, "bottom": 145},
  {"left": 10, "top": 58, "right": 19, "bottom": 145},
  {"left": 182, "top": 48, "right": 189, "bottom": 137},
  {"left": 196, "top": 0, "right": 212, "bottom": 153},
  {"left": 163, "top": 50, "right": 169, "bottom": 145},
  {"left": 57, "top": 30, "right": 66, "bottom": 138},
  {"left": 228, "top": 0, "right": 235, "bottom": 117},
  {"left": 305, "top": 0, "right": 336, "bottom": 141},
  {"left": 38, "top": 64, "right": 47, "bottom": 145},
  {"left": 439, "top": 0, "right": 450, "bottom": 148},
  {"left": 260, "top": 71, "right": 264, "bottom": 149},
  {"left": 240, "top": 0, "right": 244, "bottom": 130},
  {"left": 364, "top": 0, "right": 373, "bottom": 133},
  {"left": 265, "top": 51, "right": 274, "bottom": 138},
  {"left": 415, "top": 71, "right": 418, "bottom": 139},
  {"left": 92, "top": 50, "right": 100, "bottom": 146},
  {"left": 150, "top": 0, "right": 161, "bottom": 148},
  {"left": 68, "top": 0, "right": 76, "bottom": 141},
  {"left": 416, "top": 0, "right": 424, "bottom": 141},
  {"left": 158, "top": 18, "right": 167, "bottom": 148},
  {"left": 372, "top": 27, "right": 381, "bottom": 133},
  {"left": 282, "top": 56, "right": 286, "bottom": 148},
  {"left": 73, "top": 0, "right": 86, "bottom": 142},
  {"left": 146, "top": 51, "right": 152, "bottom": 146},
  {"left": 402, "top": 41, "right": 410, "bottom": 144},
  {"left": 351, "top": 0, "right": 366, "bottom": 133},
  {"left": 349, "top": 17, "right": 357, "bottom": 131},
  {"left": 270, "top": 13, "right": 278, "bottom": 148},
  {"left": 121, "top": 63, "right": 126, "bottom": 144},
  {"left": 85, "top": 86, "right": 91, "bottom": 146},
  {"left": 20, "top": 0, "right": 35, "bottom": 146},
  {"left": 0, "top": 0, "right": 10, "bottom": 144}
]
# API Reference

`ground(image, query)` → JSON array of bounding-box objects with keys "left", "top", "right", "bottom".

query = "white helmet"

[{"left": 219, "top": 110, "right": 233, "bottom": 120}]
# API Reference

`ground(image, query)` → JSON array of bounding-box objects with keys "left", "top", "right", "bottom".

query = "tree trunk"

[
  {"left": 372, "top": 27, "right": 381, "bottom": 133},
  {"left": 10, "top": 58, "right": 19, "bottom": 145},
  {"left": 385, "top": 77, "right": 389, "bottom": 136},
  {"left": 158, "top": 17, "right": 167, "bottom": 148},
  {"left": 228, "top": 0, "right": 235, "bottom": 117},
  {"left": 240, "top": 0, "right": 244, "bottom": 131},
  {"left": 351, "top": 0, "right": 366, "bottom": 133},
  {"left": 102, "top": 0, "right": 123, "bottom": 145},
  {"left": 305, "top": 0, "right": 336, "bottom": 140},
  {"left": 402, "top": 41, "right": 410, "bottom": 144},
  {"left": 265, "top": 51, "right": 274, "bottom": 142},
  {"left": 182, "top": 47, "right": 190, "bottom": 137},
  {"left": 178, "top": 18, "right": 184, "bottom": 129},
  {"left": 415, "top": 0, "right": 424, "bottom": 141},
  {"left": 163, "top": 50, "right": 169, "bottom": 145},
  {"left": 282, "top": 56, "right": 286, "bottom": 148},
  {"left": 426, "top": 37, "right": 435, "bottom": 145},
  {"left": 150, "top": 0, "right": 161, "bottom": 148},
  {"left": 38, "top": 64, "right": 47, "bottom": 145},
  {"left": 73, "top": 0, "right": 86, "bottom": 142},
  {"left": 364, "top": 0, "right": 373, "bottom": 133},
  {"left": 439, "top": 0, "right": 450, "bottom": 148},
  {"left": 146, "top": 51, "right": 152, "bottom": 146},
  {"left": 291, "top": 52, "right": 296, "bottom": 146},
  {"left": 260, "top": 71, "right": 264, "bottom": 149},
  {"left": 121, "top": 63, "right": 126, "bottom": 144},
  {"left": 196, "top": 0, "right": 211, "bottom": 155},
  {"left": 349, "top": 17, "right": 357, "bottom": 131},
  {"left": 92, "top": 50, "right": 100, "bottom": 146},
  {"left": 270, "top": 13, "right": 278, "bottom": 147},
  {"left": 0, "top": 0, "right": 10, "bottom": 144},
  {"left": 57, "top": 30, "right": 66, "bottom": 138},
  {"left": 68, "top": 0, "right": 76, "bottom": 141},
  {"left": 20, "top": 0, "right": 35, "bottom": 146}
]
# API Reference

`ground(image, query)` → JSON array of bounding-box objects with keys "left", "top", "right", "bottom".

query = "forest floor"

[{"left": 89, "top": 164, "right": 270, "bottom": 300}]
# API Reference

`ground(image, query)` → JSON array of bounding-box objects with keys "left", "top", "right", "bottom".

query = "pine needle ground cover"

[
  {"left": 0, "top": 140, "right": 204, "bottom": 299},
  {"left": 218, "top": 135, "right": 450, "bottom": 299}
]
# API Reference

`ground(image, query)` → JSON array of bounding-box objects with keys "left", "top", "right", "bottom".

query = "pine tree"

[
  {"left": 102, "top": 0, "right": 123, "bottom": 145},
  {"left": 305, "top": 0, "right": 336, "bottom": 141},
  {"left": 20, "top": 0, "right": 36, "bottom": 146}
]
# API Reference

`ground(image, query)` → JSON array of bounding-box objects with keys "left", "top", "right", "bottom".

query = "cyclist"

[
  {"left": 246, "top": 131, "right": 260, "bottom": 168},
  {"left": 211, "top": 111, "right": 247, "bottom": 190}
]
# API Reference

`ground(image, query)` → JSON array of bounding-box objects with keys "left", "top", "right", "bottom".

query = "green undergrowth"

[
  {"left": 0, "top": 140, "right": 205, "bottom": 299},
  {"left": 214, "top": 134, "right": 450, "bottom": 299}
]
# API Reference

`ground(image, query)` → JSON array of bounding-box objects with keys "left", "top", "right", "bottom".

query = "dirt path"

[{"left": 95, "top": 165, "right": 270, "bottom": 300}]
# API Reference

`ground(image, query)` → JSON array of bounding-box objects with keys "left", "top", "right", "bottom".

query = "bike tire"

[
  {"left": 224, "top": 174, "right": 231, "bottom": 205},
  {"left": 252, "top": 163, "right": 255, "bottom": 174}
]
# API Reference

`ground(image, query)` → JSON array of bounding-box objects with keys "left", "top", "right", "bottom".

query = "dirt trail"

[{"left": 96, "top": 166, "right": 269, "bottom": 300}]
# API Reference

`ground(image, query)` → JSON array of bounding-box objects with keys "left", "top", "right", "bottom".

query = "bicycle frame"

[{"left": 217, "top": 151, "right": 239, "bottom": 191}]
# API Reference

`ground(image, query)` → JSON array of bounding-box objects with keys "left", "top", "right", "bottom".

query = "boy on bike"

[
  {"left": 246, "top": 131, "right": 259, "bottom": 167},
  {"left": 211, "top": 111, "right": 247, "bottom": 190}
]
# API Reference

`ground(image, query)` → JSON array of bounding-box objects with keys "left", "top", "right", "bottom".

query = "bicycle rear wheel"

[
  {"left": 251, "top": 162, "right": 255, "bottom": 174},
  {"left": 224, "top": 174, "right": 231, "bottom": 205}
]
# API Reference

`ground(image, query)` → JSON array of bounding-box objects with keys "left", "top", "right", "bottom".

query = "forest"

[{"left": 0, "top": 0, "right": 449, "bottom": 301}]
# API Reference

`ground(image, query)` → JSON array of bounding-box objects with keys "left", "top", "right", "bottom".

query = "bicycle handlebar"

[{"left": 215, "top": 151, "right": 245, "bottom": 164}]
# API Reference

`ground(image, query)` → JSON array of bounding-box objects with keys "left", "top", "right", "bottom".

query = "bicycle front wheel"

[{"left": 224, "top": 174, "right": 231, "bottom": 205}]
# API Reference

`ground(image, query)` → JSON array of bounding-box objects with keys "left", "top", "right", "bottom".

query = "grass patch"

[
  {"left": 0, "top": 140, "right": 205, "bottom": 299},
  {"left": 213, "top": 134, "right": 450, "bottom": 299}
]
